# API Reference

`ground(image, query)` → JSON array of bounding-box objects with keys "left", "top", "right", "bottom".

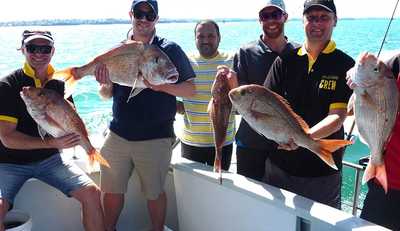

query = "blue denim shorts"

[{"left": 0, "top": 154, "right": 94, "bottom": 205}]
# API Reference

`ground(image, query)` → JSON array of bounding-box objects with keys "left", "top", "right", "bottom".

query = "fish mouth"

[{"left": 166, "top": 69, "right": 179, "bottom": 83}]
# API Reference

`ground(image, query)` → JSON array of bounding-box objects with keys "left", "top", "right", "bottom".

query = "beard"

[
  {"left": 262, "top": 23, "right": 284, "bottom": 39},
  {"left": 198, "top": 44, "right": 218, "bottom": 58}
]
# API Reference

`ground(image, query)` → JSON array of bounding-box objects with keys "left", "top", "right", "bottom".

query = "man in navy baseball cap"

[{"left": 131, "top": 0, "right": 158, "bottom": 15}]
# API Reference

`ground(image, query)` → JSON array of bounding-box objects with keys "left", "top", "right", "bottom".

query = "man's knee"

[{"left": 71, "top": 185, "right": 102, "bottom": 205}]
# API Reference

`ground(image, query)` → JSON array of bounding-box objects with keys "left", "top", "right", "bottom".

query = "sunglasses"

[
  {"left": 25, "top": 44, "right": 53, "bottom": 54},
  {"left": 259, "top": 10, "right": 284, "bottom": 21},
  {"left": 305, "top": 15, "right": 333, "bottom": 23},
  {"left": 133, "top": 9, "right": 157, "bottom": 22}
]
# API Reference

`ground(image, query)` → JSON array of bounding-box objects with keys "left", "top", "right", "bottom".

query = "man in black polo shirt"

[
  {"left": 0, "top": 31, "right": 105, "bottom": 231},
  {"left": 263, "top": 0, "right": 354, "bottom": 209},
  {"left": 94, "top": 1, "right": 195, "bottom": 230},
  {"left": 233, "top": 0, "right": 298, "bottom": 181}
]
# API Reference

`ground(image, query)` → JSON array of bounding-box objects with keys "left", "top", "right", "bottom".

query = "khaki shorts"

[{"left": 100, "top": 131, "right": 173, "bottom": 200}]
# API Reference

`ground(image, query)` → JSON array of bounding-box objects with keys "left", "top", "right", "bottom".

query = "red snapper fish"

[
  {"left": 349, "top": 52, "right": 399, "bottom": 192},
  {"left": 229, "top": 84, "right": 352, "bottom": 170},
  {"left": 53, "top": 40, "right": 179, "bottom": 100},
  {"left": 208, "top": 73, "right": 233, "bottom": 183},
  {"left": 20, "top": 86, "right": 110, "bottom": 169}
]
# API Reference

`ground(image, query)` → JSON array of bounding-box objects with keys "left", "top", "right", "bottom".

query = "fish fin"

[
  {"left": 314, "top": 139, "right": 353, "bottom": 170},
  {"left": 213, "top": 148, "right": 222, "bottom": 172},
  {"left": 360, "top": 92, "right": 377, "bottom": 108},
  {"left": 347, "top": 93, "right": 355, "bottom": 116},
  {"left": 268, "top": 90, "right": 311, "bottom": 133},
  {"left": 52, "top": 67, "right": 80, "bottom": 99},
  {"left": 362, "top": 162, "right": 388, "bottom": 193},
  {"left": 207, "top": 99, "right": 214, "bottom": 114},
  {"left": 93, "top": 41, "right": 144, "bottom": 61},
  {"left": 44, "top": 113, "right": 66, "bottom": 133},
  {"left": 249, "top": 99, "right": 273, "bottom": 120},
  {"left": 250, "top": 108, "right": 271, "bottom": 120},
  {"left": 37, "top": 125, "right": 47, "bottom": 139},
  {"left": 126, "top": 88, "right": 144, "bottom": 102},
  {"left": 88, "top": 148, "right": 110, "bottom": 168},
  {"left": 213, "top": 148, "right": 222, "bottom": 184}
]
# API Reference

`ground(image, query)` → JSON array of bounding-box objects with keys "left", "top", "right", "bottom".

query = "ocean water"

[{"left": 1, "top": 19, "right": 400, "bottom": 213}]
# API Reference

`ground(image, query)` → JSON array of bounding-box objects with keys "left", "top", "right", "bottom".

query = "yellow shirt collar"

[
  {"left": 22, "top": 62, "right": 55, "bottom": 88},
  {"left": 297, "top": 40, "right": 336, "bottom": 56},
  {"left": 297, "top": 41, "right": 336, "bottom": 73}
]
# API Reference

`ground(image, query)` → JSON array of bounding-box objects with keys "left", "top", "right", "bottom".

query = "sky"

[{"left": 0, "top": 0, "right": 399, "bottom": 22}]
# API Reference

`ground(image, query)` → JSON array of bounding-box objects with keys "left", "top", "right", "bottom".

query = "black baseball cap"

[{"left": 303, "top": 0, "right": 336, "bottom": 14}]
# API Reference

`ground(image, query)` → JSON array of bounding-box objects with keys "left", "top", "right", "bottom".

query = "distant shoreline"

[{"left": 0, "top": 17, "right": 397, "bottom": 27}]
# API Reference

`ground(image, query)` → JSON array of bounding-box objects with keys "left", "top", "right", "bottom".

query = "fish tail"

[
  {"left": 213, "top": 148, "right": 222, "bottom": 172},
  {"left": 88, "top": 148, "right": 111, "bottom": 168},
  {"left": 213, "top": 148, "right": 223, "bottom": 184},
  {"left": 362, "top": 162, "right": 388, "bottom": 193},
  {"left": 314, "top": 139, "right": 353, "bottom": 170},
  {"left": 52, "top": 67, "right": 80, "bottom": 99}
]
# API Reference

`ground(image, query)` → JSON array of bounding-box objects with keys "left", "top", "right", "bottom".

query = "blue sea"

[{"left": 1, "top": 19, "right": 400, "bottom": 213}]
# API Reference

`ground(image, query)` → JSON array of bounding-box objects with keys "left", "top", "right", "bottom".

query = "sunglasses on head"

[
  {"left": 25, "top": 44, "right": 53, "bottom": 54},
  {"left": 259, "top": 10, "right": 284, "bottom": 21},
  {"left": 133, "top": 8, "right": 157, "bottom": 22}
]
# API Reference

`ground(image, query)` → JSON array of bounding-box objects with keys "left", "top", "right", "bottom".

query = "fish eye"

[{"left": 373, "top": 66, "right": 379, "bottom": 73}]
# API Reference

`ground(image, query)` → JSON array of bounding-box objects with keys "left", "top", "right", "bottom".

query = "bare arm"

[
  {"left": 308, "top": 108, "right": 347, "bottom": 139},
  {"left": 144, "top": 79, "right": 196, "bottom": 98},
  {"left": 0, "top": 121, "right": 80, "bottom": 150}
]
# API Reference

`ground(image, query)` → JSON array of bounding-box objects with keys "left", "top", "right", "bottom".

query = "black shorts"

[
  {"left": 181, "top": 143, "right": 233, "bottom": 171},
  {"left": 361, "top": 181, "right": 400, "bottom": 230},
  {"left": 236, "top": 146, "right": 270, "bottom": 181}
]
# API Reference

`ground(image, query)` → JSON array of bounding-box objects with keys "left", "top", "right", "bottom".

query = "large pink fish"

[
  {"left": 350, "top": 52, "right": 399, "bottom": 192},
  {"left": 229, "top": 84, "right": 352, "bottom": 170},
  {"left": 20, "top": 86, "right": 110, "bottom": 169},
  {"left": 53, "top": 40, "right": 179, "bottom": 100}
]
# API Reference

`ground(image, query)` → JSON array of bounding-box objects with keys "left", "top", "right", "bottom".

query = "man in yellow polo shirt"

[
  {"left": 263, "top": 0, "right": 354, "bottom": 209},
  {"left": 0, "top": 30, "right": 105, "bottom": 231}
]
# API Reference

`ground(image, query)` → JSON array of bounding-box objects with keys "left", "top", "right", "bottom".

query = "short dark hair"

[{"left": 194, "top": 20, "right": 221, "bottom": 38}]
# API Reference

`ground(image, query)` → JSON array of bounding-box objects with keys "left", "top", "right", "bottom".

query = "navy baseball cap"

[
  {"left": 303, "top": 0, "right": 336, "bottom": 14},
  {"left": 131, "top": 0, "right": 158, "bottom": 15}
]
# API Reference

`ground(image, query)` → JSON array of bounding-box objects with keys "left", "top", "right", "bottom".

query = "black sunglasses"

[
  {"left": 25, "top": 44, "right": 53, "bottom": 54},
  {"left": 259, "top": 10, "right": 284, "bottom": 21},
  {"left": 133, "top": 9, "right": 157, "bottom": 22}
]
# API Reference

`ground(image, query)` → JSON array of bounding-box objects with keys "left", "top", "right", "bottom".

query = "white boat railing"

[{"left": 172, "top": 137, "right": 368, "bottom": 217}]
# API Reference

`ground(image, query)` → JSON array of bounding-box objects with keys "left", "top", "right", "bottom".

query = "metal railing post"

[{"left": 342, "top": 161, "right": 365, "bottom": 216}]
